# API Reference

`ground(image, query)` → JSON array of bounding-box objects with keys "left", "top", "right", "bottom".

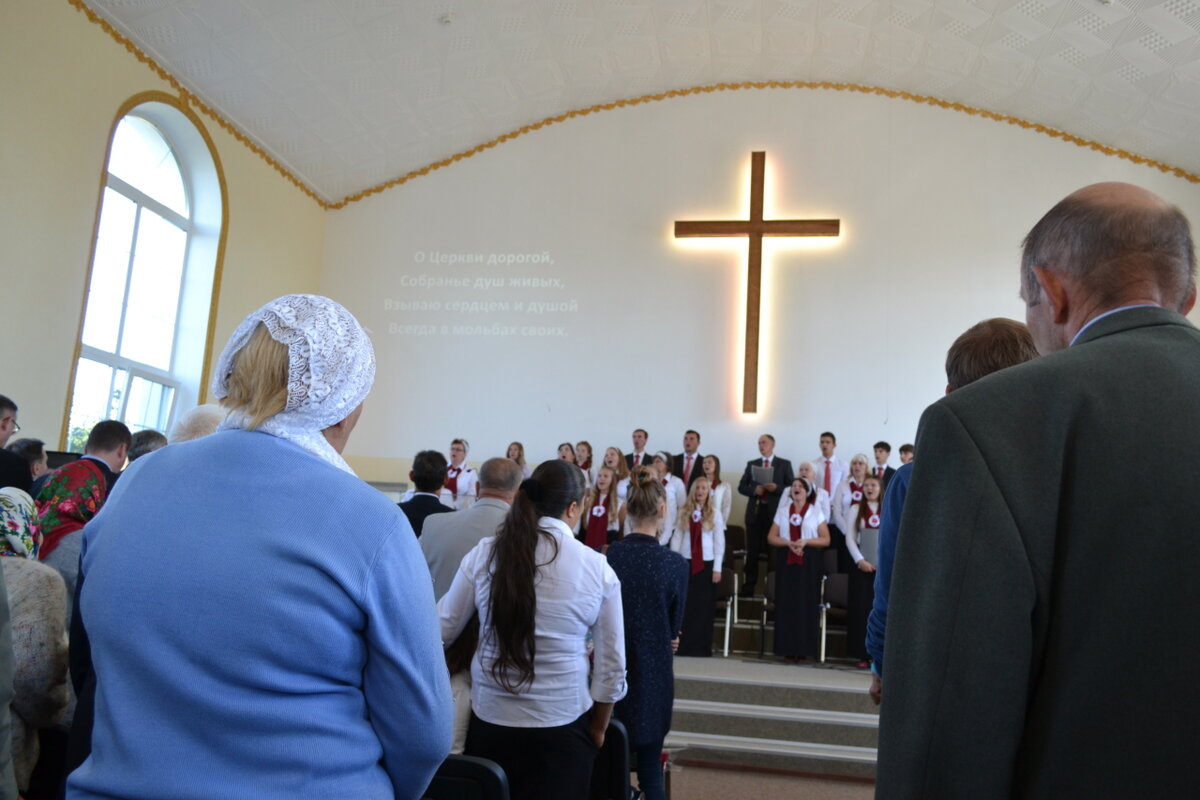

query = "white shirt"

[
  {"left": 658, "top": 475, "right": 686, "bottom": 545},
  {"left": 669, "top": 508, "right": 726, "bottom": 565},
  {"left": 772, "top": 497, "right": 828, "bottom": 540},
  {"left": 813, "top": 456, "right": 849, "bottom": 497},
  {"left": 438, "top": 516, "right": 626, "bottom": 727},
  {"left": 710, "top": 482, "right": 732, "bottom": 526},
  {"left": 443, "top": 463, "right": 478, "bottom": 510},
  {"left": 776, "top": 486, "right": 830, "bottom": 524},
  {"left": 832, "top": 477, "right": 866, "bottom": 532},
  {"left": 616, "top": 476, "right": 630, "bottom": 503}
]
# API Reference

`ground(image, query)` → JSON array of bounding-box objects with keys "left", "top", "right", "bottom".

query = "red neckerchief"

[
  {"left": 786, "top": 500, "right": 811, "bottom": 566},
  {"left": 584, "top": 495, "right": 609, "bottom": 551},
  {"left": 689, "top": 509, "right": 705, "bottom": 575},
  {"left": 864, "top": 501, "right": 881, "bottom": 529},
  {"left": 579, "top": 458, "right": 591, "bottom": 471},
  {"left": 848, "top": 479, "right": 863, "bottom": 504},
  {"left": 445, "top": 466, "right": 460, "bottom": 498}
]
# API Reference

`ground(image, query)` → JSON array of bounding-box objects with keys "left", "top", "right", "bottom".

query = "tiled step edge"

[
  {"left": 664, "top": 731, "right": 878, "bottom": 764},
  {"left": 673, "top": 699, "right": 878, "bottom": 728}
]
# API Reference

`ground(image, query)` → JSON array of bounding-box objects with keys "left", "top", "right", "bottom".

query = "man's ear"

[
  {"left": 1180, "top": 281, "right": 1197, "bottom": 315},
  {"left": 1033, "top": 266, "right": 1070, "bottom": 323},
  {"left": 409, "top": 471, "right": 416, "bottom": 482}
]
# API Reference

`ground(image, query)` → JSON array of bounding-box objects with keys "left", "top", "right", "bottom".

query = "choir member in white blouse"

[
  {"left": 507, "top": 441, "right": 532, "bottom": 479},
  {"left": 788, "top": 461, "right": 832, "bottom": 522},
  {"left": 558, "top": 442, "right": 589, "bottom": 488},
  {"left": 844, "top": 475, "right": 883, "bottom": 667},
  {"left": 670, "top": 476, "right": 725, "bottom": 657},
  {"left": 703, "top": 454, "right": 732, "bottom": 526},
  {"left": 578, "top": 465, "right": 624, "bottom": 553},
  {"left": 575, "top": 441, "right": 596, "bottom": 488},
  {"left": 651, "top": 452, "right": 685, "bottom": 545},
  {"left": 832, "top": 453, "right": 870, "bottom": 534},
  {"left": 445, "top": 438, "right": 478, "bottom": 510},
  {"left": 603, "top": 447, "right": 631, "bottom": 503}
]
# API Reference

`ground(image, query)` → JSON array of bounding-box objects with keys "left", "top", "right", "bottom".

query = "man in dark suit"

[
  {"left": 671, "top": 429, "right": 704, "bottom": 491},
  {"left": 399, "top": 449, "right": 454, "bottom": 537},
  {"left": 870, "top": 441, "right": 895, "bottom": 492},
  {"left": 736, "top": 434, "right": 793, "bottom": 597},
  {"left": 877, "top": 182, "right": 1200, "bottom": 798},
  {"left": 625, "top": 428, "right": 651, "bottom": 471}
]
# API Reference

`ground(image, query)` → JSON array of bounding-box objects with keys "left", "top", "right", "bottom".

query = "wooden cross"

[{"left": 675, "top": 151, "right": 840, "bottom": 413}]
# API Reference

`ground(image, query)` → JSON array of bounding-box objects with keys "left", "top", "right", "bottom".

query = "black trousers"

[
  {"left": 465, "top": 710, "right": 598, "bottom": 800},
  {"left": 742, "top": 500, "right": 775, "bottom": 592}
]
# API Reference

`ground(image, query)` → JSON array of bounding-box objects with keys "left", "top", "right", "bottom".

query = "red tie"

[
  {"left": 634, "top": 453, "right": 641, "bottom": 466},
  {"left": 764, "top": 458, "right": 770, "bottom": 468},
  {"left": 824, "top": 459, "right": 832, "bottom": 494},
  {"left": 876, "top": 466, "right": 884, "bottom": 478},
  {"left": 683, "top": 455, "right": 694, "bottom": 485}
]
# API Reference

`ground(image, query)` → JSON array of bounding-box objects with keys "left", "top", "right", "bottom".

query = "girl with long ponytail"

[{"left": 438, "top": 459, "right": 627, "bottom": 800}]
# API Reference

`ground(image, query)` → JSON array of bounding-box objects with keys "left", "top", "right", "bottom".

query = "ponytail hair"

[
  {"left": 625, "top": 466, "right": 666, "bottom": 523},
  {"left": 487, "top": 459, "right": 586, "bottom": 693}
]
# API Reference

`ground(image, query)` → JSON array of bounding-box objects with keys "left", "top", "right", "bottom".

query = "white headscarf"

[{"left": 211, "top": 294, "right": 375, "bottom": 475}]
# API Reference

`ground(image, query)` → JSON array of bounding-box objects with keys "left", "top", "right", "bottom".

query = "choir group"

[{"left": 401, "top": 429, "right": 914, "bottom": 666}]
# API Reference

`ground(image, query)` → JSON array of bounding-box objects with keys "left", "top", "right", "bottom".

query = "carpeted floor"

[{"left": 662, "top": 763, "right": 874, "bottom": 799}]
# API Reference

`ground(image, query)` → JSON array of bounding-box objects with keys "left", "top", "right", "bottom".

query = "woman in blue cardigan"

[
  {"left": 69, "top": 295, "right": 453, "bottom": 800},
  {"left": 606, "top": 467, "right": 688, "bottom": 800}
]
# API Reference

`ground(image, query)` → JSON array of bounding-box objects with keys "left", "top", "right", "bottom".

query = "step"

[
  {"left": 672, "top": 699, "right": 878, "bottom": 748},
  {"left": 675, "top": 673, "right": 878, "bottom": 714},
  {"left": 664, "top": 731, "right": 877, "bottom": 778}
]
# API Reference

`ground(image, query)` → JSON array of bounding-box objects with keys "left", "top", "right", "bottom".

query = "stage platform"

[{"left": 667, "top": 655, "right": 878, "bottom": 779}]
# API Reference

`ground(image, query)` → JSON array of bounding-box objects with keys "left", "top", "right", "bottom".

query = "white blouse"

[
  {"left": 438, "top": 516, "right": 626, "bottom": 728},
  {"left": 775, "top": 487, "right": 830, "bottom": 525},
  {"left": 772, "top": 497, "right": 828, "bottom": 540},
  {"left": 669, "top": 509, "right": 726, "bottom": 566},
  {"left": 710, "top": 482, "right": 732, "bottom": 526}
]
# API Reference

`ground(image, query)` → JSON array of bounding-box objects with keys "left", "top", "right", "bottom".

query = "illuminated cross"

[{"left": 675, "top": 152, "right": 840, "bottom": 413}]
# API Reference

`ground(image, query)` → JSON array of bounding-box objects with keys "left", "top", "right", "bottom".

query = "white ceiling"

[{"left": 82, "top": 0, "right": 1200, "bottom": 206}]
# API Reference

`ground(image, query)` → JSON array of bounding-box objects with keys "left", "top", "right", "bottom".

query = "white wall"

[{"left": 323, "top": 88, "right": 1200, "bottom": 483}]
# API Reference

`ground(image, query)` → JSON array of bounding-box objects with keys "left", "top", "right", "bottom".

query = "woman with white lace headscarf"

[{"left": 69, "top": 295, "right": 453, "bottom": 800}]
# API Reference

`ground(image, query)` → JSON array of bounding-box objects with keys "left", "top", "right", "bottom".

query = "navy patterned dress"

[{"left": 606, "top": 534, "right": 688, "bottom": 747}]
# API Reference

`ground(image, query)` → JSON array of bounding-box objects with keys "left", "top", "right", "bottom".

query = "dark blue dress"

[{"left": 606, "top": 534, "right": 688, "bottom": 747}]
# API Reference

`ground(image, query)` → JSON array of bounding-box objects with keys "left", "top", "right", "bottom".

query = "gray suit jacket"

[
  {"left": 877, "top": 307, "right": 1200, "bottom": 799},
  {"left": 420, "top": 496, "right": 510, "bottom": 601}
]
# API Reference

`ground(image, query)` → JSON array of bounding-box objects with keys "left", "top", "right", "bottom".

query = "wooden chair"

[
  {"left": 713, "top": 568, "right": 738, "bottom": 656},
  {"left": 423, "top": 754, "right": 510, "bottom": 800}
]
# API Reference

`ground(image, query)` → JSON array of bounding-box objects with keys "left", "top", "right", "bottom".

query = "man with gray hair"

[
  {"left": 877, "top": 183, "right": 1199, "bottom": 798},
  {"left": 420, "top": 456, "right": 523, "bottom": 600}
]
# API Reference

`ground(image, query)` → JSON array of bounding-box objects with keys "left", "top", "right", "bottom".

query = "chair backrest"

[
  {"left": 765, "top": 571, "right": 777, "bottom": 604},
  {"left": 424, "top": 754, "right": 510, "bottom": 800},
  {"left": 822, "top": 547, "right": 840, "bottom": 576},
  {"left": 589, "top": 717, "right": 631, "bottom": 800},
  {"left": 715, "top": 569, "right": 735, "bottom": 602},
  {"left": 724, "top": 525, "right": 746, "bottom": 565},
  {"left": 824, "top": 572, "right": 849, "bottom": 610}
]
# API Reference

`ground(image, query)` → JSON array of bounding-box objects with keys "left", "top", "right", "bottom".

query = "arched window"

[{"left": 67, "top": 99, "right": 224, "bottom": 451}]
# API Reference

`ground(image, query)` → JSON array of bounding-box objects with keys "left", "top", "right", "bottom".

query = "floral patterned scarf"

[
  {"left": 0, "top": 487, "right": 38, "bottom": 559},
  {"left": 34, "top": 458, "right": 107, "bottom": 559}
]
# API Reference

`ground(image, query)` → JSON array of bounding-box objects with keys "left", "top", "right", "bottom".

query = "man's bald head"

[
  {"left": 1021, "top": 182, "right": 1196, "bottom": 313},
  {"left": 479, "top": 457, "right": 523, "bottom": 496}
]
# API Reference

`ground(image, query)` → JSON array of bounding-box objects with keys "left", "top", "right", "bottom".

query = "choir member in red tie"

[
  {"left": 445, "top": 438, "right": 478, "bottom": 510},
  {"left": 669, "top": 476, "right": 725, "bottom": 657},
  {"left": 625, "top": 428, "right": 650, "bottom": 471},
  {"left": 766, "top": 478, "right": 831, "bottom": 661},
  {"left": 579, "top": 466, "right": 623, "bottom": 552},
  {"left": 845, "top": 475, "right": 883, "bottom": 667},
  {"left": 872, "top": 441, "right": 896, "bottom": 492}
]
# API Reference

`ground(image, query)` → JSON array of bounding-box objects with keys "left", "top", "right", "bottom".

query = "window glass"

[
  {"left": 107, "top": 116, "right": 188, "bottom": 216},
  {"left": 81, "top": 188, "right": 136, "bottom": 352},
  {"left": 119, "top": 209, "right": 187, "bottom": 370},
  {"left": 124, "top": 376, "right": 175, "bottom": 433}
]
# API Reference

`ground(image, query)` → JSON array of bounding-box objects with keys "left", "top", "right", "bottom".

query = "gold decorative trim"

[
  {"left": 59, "top": 90, "right": 230, "bottom": 448},
  {"left": 334, "top": 80, "right": 1199, "bottom": 207},
  {"left": 69, "top": 0, "right": 1199, "bottom": 210},
  {"left": 67, "top": 0, "right": 332, "bottom": 209}
]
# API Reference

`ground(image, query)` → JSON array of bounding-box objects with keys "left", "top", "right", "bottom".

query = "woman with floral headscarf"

[{"left": 69, "top": 295, "right": 453, "bottom": 800}]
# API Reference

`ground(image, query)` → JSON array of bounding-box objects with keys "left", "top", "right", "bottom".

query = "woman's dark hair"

[
  {"left": 703, "top": 453, "right": 722, "bottom": 486},
  {"left": 6, "top": 438, "right": 45, "bottom": 469},
  {"left": 445, "top": 614, "right": 479, "bottom": 676},
  {"left": 487, "top": 459, "right": 585, "bottom": 693},
  {"left": 625, "top": 466, "right": 666, "bottom": 522}
]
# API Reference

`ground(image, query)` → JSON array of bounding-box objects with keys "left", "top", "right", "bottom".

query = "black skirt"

[
  {"left": 772, "top": 547, "right": 822, "bottom": 659},
  {"left": 677, "top": 561, "right": 715, "bottom": 657}
]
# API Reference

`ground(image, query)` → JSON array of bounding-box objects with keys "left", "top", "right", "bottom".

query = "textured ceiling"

[{"left": 81, "top": 0, "right": 1200, "bottom": 205}]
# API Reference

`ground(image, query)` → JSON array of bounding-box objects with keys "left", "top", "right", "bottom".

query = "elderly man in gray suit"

[
  {"left": 877, "top": 182, "right": 1198, "bottom": 799},
  {"left": 421, "top": 457, "right": 523, "bottom": 600}
]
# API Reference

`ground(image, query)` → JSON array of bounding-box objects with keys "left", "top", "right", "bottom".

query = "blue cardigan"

[{"left": 68, "top": 430, "right": 452, "bottom": 799}]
